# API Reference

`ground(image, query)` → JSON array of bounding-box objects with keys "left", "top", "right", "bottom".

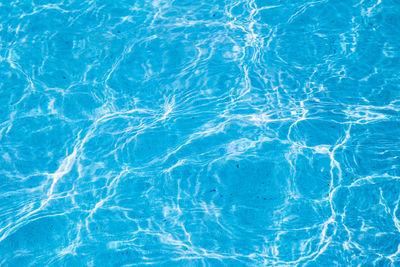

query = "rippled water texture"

[{"left": 1, "top": 0, "right": 400, "bottom": 266}]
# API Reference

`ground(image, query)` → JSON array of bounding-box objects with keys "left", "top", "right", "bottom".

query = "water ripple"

[{"left": 1, "top": 0, "right": 400, "bottom": 265}]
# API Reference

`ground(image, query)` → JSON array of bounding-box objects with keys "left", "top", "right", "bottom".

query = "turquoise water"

[{"left": 1, "top": 0, "right": 400, "bottom": 266}]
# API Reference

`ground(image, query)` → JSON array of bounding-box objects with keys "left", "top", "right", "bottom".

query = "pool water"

[{"left": 1, "top": 0, "right": 400, "bottom": 266}]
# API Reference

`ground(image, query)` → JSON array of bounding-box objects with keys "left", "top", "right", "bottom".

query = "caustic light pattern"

[{"left": 1, "top": 0, "right": 400, "bottom": 266}]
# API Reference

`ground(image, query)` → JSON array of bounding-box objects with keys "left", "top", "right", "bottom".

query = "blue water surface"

[{"left": 1, "top": 0, "right": 400, "bottom": 266}]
